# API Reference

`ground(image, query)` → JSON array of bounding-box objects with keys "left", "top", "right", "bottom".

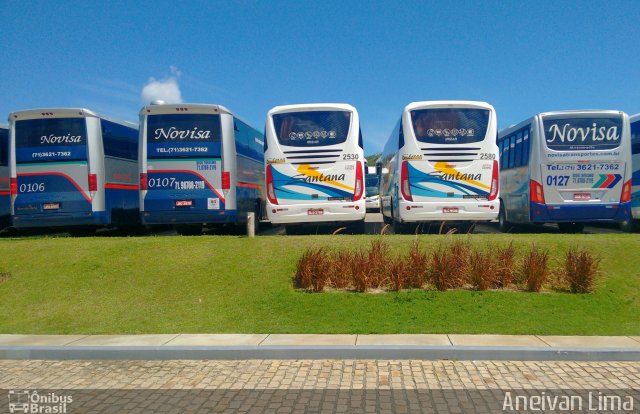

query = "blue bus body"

[
  {"left": 0, "top": 125, "right": 9, "bottom": 229},
  {"left": 10, "top": 109, "right": 139, "bottom": 230},
  {"left": 626, "top": 113, "right": 640, "bottom": 230},
  {"left": 139, "top": 104, "right": 264, "bottom": 233}
]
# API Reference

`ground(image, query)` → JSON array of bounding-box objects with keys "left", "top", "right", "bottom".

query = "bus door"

[
  {"left": 268, "top": 110, "right": 361, "bottom": 208},
  {"left": 540, "top": 116, "right": 626, "bottom": 219},
  {"left": 13, "top": 117, "right": 92, "bottom": 218},
  {"left": 143, "top": 114, "right": 224, "bottom": 215}
]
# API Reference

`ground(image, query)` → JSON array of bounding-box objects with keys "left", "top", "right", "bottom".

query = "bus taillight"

[
  {"left": 10, "top": 178, "right": 17, "bottom": 195},
  {"left": 621, "top": 179, "right": 632, "bottom": 203},
  {"left": 88, "top": 174, "right": 98, "bottom": 192},
  {"left": 266, "top": 165, "right": 278, "bottom": 205},
  {"left": 353, "top": 161, "right": 364, "bottom": 201},
  {"left": 222, "top": 172, "right": 230, "bottom": 190},
  {"left": 140, "top": 173, "right": 148, "bottom": 191},
  {"left": 530, "top": 179, "right": 545, "bottom": 204},
  {"left": 401, "top": 160, "right": 413, "bottom": 201},
  {"left": 488, "top": 160, "right": 499, "bottom": 201}
]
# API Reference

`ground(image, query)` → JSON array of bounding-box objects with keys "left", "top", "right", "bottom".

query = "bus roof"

[
  {"left": 403, "top": 100, "right": 494, "bottom": 113},
  {"left": 267, "top": 103, "right": 357, "bottom": 116},
  {"left": 629, "top": 113, "right": 640, "bottom": 123},
  {"left": 139, "top": 103, "right": 258, "bottom": 131},
  {"left": 0, "top": 124, "right": 7, "bottom": 129},
  {"left": 8, "top": 108, "right": 137, "bottom": 129}
]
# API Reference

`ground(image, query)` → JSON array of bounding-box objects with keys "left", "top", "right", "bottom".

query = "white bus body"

[
  {"left": 498, "top": 110, "right": 632, "bottom": 233},
  {"left": 379, "top": 101, "right": 499, "bottom": 232},
  {"left": 264, "top": 103, "right": 366, "bottom": 232}
]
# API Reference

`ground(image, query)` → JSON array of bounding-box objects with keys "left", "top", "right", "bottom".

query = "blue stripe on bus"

[{"left": 270, "top": 166, "right": 353, "bottom": 200}]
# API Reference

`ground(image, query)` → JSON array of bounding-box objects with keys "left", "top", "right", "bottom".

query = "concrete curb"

[{"left": 2, "top": 345, "right": 640, "bottom": 361}]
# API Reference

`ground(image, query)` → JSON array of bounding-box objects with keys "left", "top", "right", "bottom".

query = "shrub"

[
  {"left": 352, "top": 250, "right": 370, "bottom": 292},
  {"left": 520, "top": 246, "right": 549, "bottom": 292},
  {"left": 294, "top": 248, "right": 329, "bottom": 292},
  {"left": 563, "top": 248, "right": 600, "bottom": 293},
  {"left": 406, "top": 240, "right": 428, "bottom": 288},
  {"left": 388, "top": 255, "right": 409, "bottom": 291},
  {"left": 329, "top": 250, "right": 354, "bottom": 289},
  {"left": 467, "top": 249, "right": 496, "bottom": 291},
  {"left": 494, "top": 242, "right": 516, "bottom": 288},
  {"left": 364, "top": 239, "right": 390, "bottom": 288},
  {"left": 429, "top": 245, "right": 465, "bottom": 291}
]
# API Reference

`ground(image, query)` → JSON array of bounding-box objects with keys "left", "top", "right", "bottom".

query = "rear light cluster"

[
  {"left": 88, "top": 174, "right": 97, "bottom": 192},
  {"left": 488, "top": 160, "right": 499, "bottom": 201},
  {"left": 222, "top": 172, "right": 231, "bottom": 190},
  {"left": 10, "top": 178, "right": 17, "bottom": 195},
  {"left": 401, "top": 161, "right": 412, "bottom": 201},
  {"left": 140, "top": 173, "right": 148, "bottom": 190},
  {"left": 266, "top": 165, "right": 278, "bottom": 205},
  {"left": 621, "top": 179, "right": 632, "bottom": 203},
  {"left": 353, "top": 161, "right": 364, "bottom": 201},
  {"left": 530, "top": 180, "right": 545, "bottom": 204}
]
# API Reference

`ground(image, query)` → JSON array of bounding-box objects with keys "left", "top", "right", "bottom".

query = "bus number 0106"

[{"left": 19, "top": 183, "right": 45, "bottom": 193}]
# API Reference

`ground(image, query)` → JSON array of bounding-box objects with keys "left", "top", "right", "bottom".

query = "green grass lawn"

[{"left": 0, "top": 233, "right": 638, "bottom": 335}]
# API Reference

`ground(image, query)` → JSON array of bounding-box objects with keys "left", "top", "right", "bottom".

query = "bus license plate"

[
  {"left": 307, "top": 208, "right": 324, "bottom": 215},
  {"left": 175, "top": 200, "right": 193, "bottom": 207},
  {"left": 43, "top": 203, "right": 60, "bottom": 210},
  {"left": 443, "top": 207, "right": 459, "bottom": 213},
  {"left": 573, "top": 193, "right": 591, "bottom": 200}
]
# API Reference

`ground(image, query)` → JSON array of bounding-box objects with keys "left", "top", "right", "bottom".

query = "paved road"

[{"left": 1, "top": 360, "right": 638, "bottom": 413}]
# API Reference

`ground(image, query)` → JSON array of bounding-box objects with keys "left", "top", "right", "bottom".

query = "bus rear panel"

[
  {"left": 265, "top": 104, "right": 365, "bottom": 226},
  {"left": 139, "top": 104, "right": 264, "bottom": 230},
  {"left": 10, "top": 109, "right": 139, "bottom": 230}
]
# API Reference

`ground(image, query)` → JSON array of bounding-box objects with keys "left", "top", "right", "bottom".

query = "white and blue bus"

[
  {"left": 264, "top": 103, "right": 366, "bottom": 234},
  {"left": 497, "top": 110, "right": 632, "bottom": 233},
  {"left": 0, "top": 125, "right": 9, "bottom": 229},
  {"left": 379, "top": 101, "right": 499, "bottom": 233},
  {"left": 9, "top": 109, "right": 139, "bottom": 233},
  {"left": 622, "top": 113, "right": 640, "bottom": 231},
  {"left": 139, "top": 103, "right": 264, "bottom": 235}
]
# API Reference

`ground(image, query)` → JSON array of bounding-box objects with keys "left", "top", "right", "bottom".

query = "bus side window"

[
  {"left": 398, "top": 119, "right": 405, "bottom": 149},
  {"left": 102, "top": 120, "right": 137, "bottom": 160},
  {"left": 514, "top": 132, "right": 523, "bottom": 167},
  {"left": 509, "top": 136, "right": 516, "bottom": 169},
  {"left": 502, "top": 138, "right": 510, "bottom": 170},
  {"left": 0, "top": 129, "right": 7, "bottom": 167},
  {"left": 358, "top": 129, "right": 363, "bottom": 149},
  {"left": 521, "top": 129, "right": 530, "bottom": 165}
]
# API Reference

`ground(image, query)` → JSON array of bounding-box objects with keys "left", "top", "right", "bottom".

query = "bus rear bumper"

[
  {"left": 397, "top": 200, "right": 499, "bottom": 222},
  {"left": 11, "top": 211, "right": 109, "bottom": 228},
  {"left": 266, "top": 202, "right": 365, "bottom": 224},
  {"left": 141, "top": 210, "right": 238, "bottom": 225},
  {"left": 529, "top": 202, "right": 632, "bottom": 222}
]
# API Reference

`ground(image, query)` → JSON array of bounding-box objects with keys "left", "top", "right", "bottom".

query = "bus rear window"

[
  {"left": 146, "top": 114, "right": 222, "bottom": 159},
  {"left": 272, "top": 111, "right": 351, "bottom": 147},
  {"left": 543, "top": 117, "right": 623, "bottom": 151},
  {"left": 410, "top": 108, "right": 490, "bottom": 144},
  {"left": 15, "top": 118, "right": 87, "bottom": 163}
]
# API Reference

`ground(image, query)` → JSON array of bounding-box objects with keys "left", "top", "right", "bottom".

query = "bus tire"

[
  {"left": 620, "top": 219, "right": 638, "bottom": 233},
  {"left": 68, "top": 226, "right": 96, "bottom": 237},
  {"left": 498, "top": 203, "right": 511, "bottom": 233},
  {"left": 557, "top": 222, "right": 584, "bottom": 234}
]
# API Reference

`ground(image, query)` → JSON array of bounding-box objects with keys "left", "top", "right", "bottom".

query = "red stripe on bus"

[
  {"left": 17, "top": 172, "right": 91, "bottom": 203},
  {"left": 150, "top": 170, "right": 225, "bottom": 202},
  {"left": 237, "top": 182, "right": 261, "bottom": 189},
  {"left": 105, "top": 184, "right": 139, "bottom": 190},
  {"left": 0, "top": 191, "right": 9, "bottom": 196}
]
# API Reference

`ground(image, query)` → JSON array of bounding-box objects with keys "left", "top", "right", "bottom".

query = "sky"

[{"left": 1, "top": 0, "right": 639, "bottom": 154}]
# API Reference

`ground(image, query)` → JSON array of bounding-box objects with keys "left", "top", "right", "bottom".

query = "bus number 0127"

[{"left": 546, "top": 175, "right": 569, "bottom": 186}]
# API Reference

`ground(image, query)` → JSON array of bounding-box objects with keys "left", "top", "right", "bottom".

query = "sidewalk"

[{"left": 1, "top": 334, "right": 639, "bottom": 361}]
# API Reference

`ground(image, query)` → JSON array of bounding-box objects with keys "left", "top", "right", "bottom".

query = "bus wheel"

[
  {"left": 498, "top": 203, "right": 511, "bottom": 233},
  {"left": 284, "top": 225, "right": 302, "bottom": 235},
  {"left": 557, "top": 222, "right": 584, "bottom": 234},
  {"left": 620, "top": 219, "right": 638, "bottom": 233},
  {"left": 350, "top": 220, "right": 366, "bottom": 234},
  {"left": 392, "top": 219, "right": 408, "bottom": 234},
  {"left": 175, "top": 225, "right": 202, "bottom": 236}
]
